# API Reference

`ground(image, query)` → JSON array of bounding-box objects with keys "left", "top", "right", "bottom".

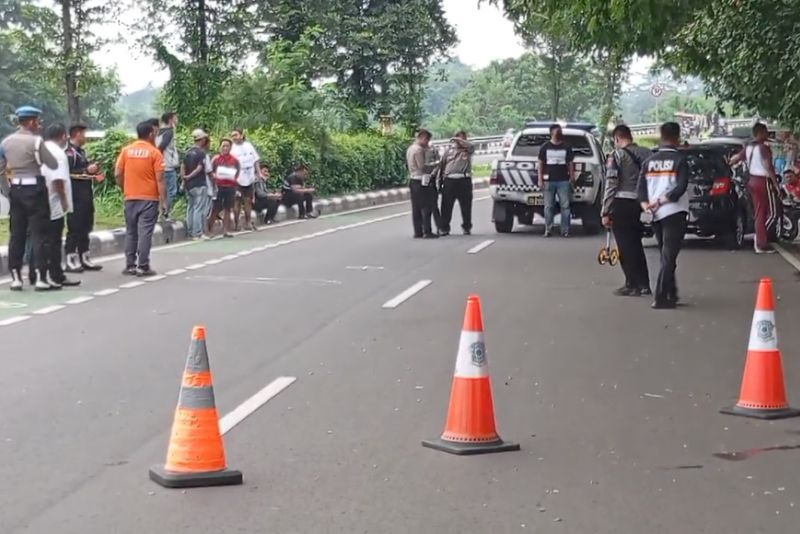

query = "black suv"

[{"left": 644, "top": 146, "right": 753, "bottom": 249}]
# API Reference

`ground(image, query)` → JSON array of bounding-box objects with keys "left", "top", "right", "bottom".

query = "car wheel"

[
  {"left": 722, "top": 210, "right": 745, "bottom": 250},
  {"left": 493, "top": 201, "right": 514, "bottom": 233},
  {"left": 780, "top": 214, "right": 799, "bottom": 242}
]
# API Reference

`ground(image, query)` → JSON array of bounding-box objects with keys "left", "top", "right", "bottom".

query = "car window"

[
  {"left": 511, "top": 134, "right": 594, "bottom": 158},
  {"left": 685, "top": 151, "right": 731, "bottom": 180}
]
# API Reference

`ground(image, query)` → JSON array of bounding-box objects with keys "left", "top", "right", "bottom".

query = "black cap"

[{"left": 69, "top": 123, "right": 88, "bottom": 136}]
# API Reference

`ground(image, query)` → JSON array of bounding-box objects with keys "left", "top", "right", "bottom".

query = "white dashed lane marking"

[
  {"left": 0, "top": 315, "right": 31, "bottom": 326},
  {"left": 144, "top": 274, "right": 167, "bottom": 282},
  {"left": 467, "top": 240, "right": 495, "bottom": 254},
  {"left": 382, "top": 280, "right": 432, "bottom": 309},
  {"left": 185, "top": 264, "right": 206, "bottom": 271},
  {"left": 94, "top": 289, "right": 120, "bottom": 297},
  {"left": 219, "top": 377, "right": 297, "bottom": 435},
  {"left": 120, "top": 281, "right": 145, "bottom": 289},
  {"left": 32, "top": 305, "right": 66, "bottom": 315},
  {"left": 65, "top": 296, "right": 94, "bottom": 305},
  {"left": 165, "top": 269, "right": 187, "bottom": 276}
]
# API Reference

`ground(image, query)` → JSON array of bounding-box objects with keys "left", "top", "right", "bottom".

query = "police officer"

[
  {"left": 406, "top": 129, "right": 439, "bottom": 238},
  {"left": 637, "top": 122, "right": 690, "bottom": 309},
  {"left": 439, "top": 130, "right": 475, "bottom": 236},
  {"left": 601, "top": 124, "right": 653, "bottom": 297},
  {"left": 0, "top": 106, "right": 59, "bottom": 291},
  {"left": 64, "top": 123, "right": 103, "bottom": 272}
]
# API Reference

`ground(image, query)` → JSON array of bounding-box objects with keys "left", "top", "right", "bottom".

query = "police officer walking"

[
  {"left": 406, "top": 129, "right": 440, "bottom": 239},
  {"left": 439, "top": 130, "right": 475, "bottom": 236},
  {"left": 0, "top": 106, "right": 59, "bottom": 291},
  {"left": 601, "top": 124, "right": 652, "bottom": 297},
  {"left": 637, "top": 122, "right": 690, "bottom": 309},
  {"left": 64, "top": 123, "right": 103, "bottom": 273}
]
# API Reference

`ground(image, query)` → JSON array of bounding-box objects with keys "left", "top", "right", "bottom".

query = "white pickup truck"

[{"left": 489, "top": 122, "right": 606, "bottom": 235}]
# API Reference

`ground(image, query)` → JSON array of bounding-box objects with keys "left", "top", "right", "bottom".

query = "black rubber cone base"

[
  {"left": 422, "top": 437, "right": 520, "bottom": 456},
  {"left": 720, "top": 404, "right": 800, "bottom": 420},
  {"left": 149, "top": 465, "right": 243, "bottom": 488}
]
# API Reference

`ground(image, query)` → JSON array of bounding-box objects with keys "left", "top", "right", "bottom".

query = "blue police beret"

[{"left": 15, "top": 105, "right": 42, "bottom": 119}]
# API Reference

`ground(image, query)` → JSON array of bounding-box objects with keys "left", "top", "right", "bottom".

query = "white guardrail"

[{"left": 431, "top": 119, "right": 760, "bottom": 157}]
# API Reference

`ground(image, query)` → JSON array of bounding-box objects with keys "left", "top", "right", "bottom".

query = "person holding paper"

[{"left": 208, "top": 138, "right": 240, "bottom": 238}]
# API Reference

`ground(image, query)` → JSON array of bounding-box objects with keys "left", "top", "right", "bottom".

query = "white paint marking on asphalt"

[
  {"left": 346, "top": 265, "right": 385, "bottom": 271},
  {"left": 144, "top": 274, "right": 167, "bottom": 282},
  {"left": 468, "top": 239, "right": 495, "bottom": 255},
  {"left": 94, "top": 289, "right": 119, "bottom": 297},
  {"left": 65, "top": 296, "right": 94, "bottom": 305},
  {"left": 220, "top": 254, "right": 239, "bottom": 261},
  {"left": 219, "top": 376, "right": 297, "bottom": 435},
  {"left": 32, "top": 305, "right": 66, "bottom": 315},
  {"left": 0, "top": 196, "right": 491, "bottom": 287},
  {"left": 204, "top": 259, "right": 223, "bottom": 265},
  {"left": 165, "top": 269, "right": 187, "bottom": 276},
  {"left": 237, "top": 250, "right": 253, "bottom": 256},
  {"left": 185, "top": 264, "right": 206, "bottom": 270},
  {"left": 382, "top": 280, "right": 432, "bottom": 309},
  {"left": 773, "top": 243, "right": 800, "bottom": 272},
  {"left": 120, "top": 281, "right": 145, "bottom": 289},
  {"left": 0, "top": 315, "right": 31, "bottom": 326}
]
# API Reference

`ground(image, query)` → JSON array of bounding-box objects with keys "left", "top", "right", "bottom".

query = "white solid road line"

[
  {"left": 185, "top": 264, "right": 206, "bottom": 270},
  {"left": 32, "top": 305, "right": 66, "bottom": 315},
  {"left": 219, "top": 376, "right": 297, "bottom": 435},
  {"left": 165, "top": 268, "right": 187, "bottom": 276},
  {"left": 120, "top": 281, "right": 145, "bottom": 289},
  {"left": 144, "top": 274, "right": 167, "bottom": 282},
  {"left": 467, "top": 239, "right": 495, "bottom": 254},
  {"left": 0, "top": 315, "right": 31, "bottom": 326},
  {"left": 382, "top": 280, "right": 433, "bottom": 309},
  {"left": 773, "top": 243, "right": 800, "bottom": 272},
  {"left": 65, "top": 296, "right": 94, "bottom": 305}
]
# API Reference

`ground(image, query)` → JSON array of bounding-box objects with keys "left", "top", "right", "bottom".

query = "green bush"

[{"left": 85, "top": 126, "right": 410, "bottom": 200}]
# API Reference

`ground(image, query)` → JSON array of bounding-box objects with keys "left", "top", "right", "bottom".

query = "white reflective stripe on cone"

[
  {"left": 454, "top": 330, "right": 490, "bottom": 378},
  {"left": 749, "top": 310, "right": 779, "bottom": 351}
]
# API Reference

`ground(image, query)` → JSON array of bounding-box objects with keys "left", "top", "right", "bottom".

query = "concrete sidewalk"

[{"left": 0, "top": 178, "right": 490, "bottom": 275}]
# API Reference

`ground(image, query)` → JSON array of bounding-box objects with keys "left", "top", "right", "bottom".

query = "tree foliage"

[
  {"left": 0, "top": 0, "right": 120, "bottom": 134},
  {"left": 425, "top": 52, "right": 603, "bottom": 137}
]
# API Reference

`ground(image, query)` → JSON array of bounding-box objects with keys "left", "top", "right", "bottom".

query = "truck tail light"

[{"left": 710, "top": 177, "right": 732, "bottom": 196}]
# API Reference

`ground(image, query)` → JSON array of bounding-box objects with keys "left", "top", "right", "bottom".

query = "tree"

[
  {"left": 0, "top": 0, "right": 120, "bottom": 133},
  {"left": 55, "top": 0, "right": 117, "bottom": 123},
  {"left": 423, "top": 59, "right": 474, "bottom": 118},
  {"left": 138, "top": 0, "right": 257, "bottom": 127},
  {"left": 426, "top": 52, "right": 603, "bottom": 137},
  {"left": 664, "top": 0, "right": 800, "bottom": 129}
]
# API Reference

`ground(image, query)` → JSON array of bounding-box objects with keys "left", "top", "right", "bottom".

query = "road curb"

[{"left": 0, "top": 178, "right": 489, "bottom": 275}]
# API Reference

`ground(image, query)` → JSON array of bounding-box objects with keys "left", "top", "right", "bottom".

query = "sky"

[{"left": 95, "top": 0, "right": 529, "bottom": 94}]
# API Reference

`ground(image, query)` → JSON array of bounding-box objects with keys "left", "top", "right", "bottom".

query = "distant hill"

[{"left": 118, "top": 85, "right": 160, "bottom": 130}]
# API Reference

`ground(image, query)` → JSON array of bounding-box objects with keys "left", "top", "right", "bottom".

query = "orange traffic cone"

[
  {"left": 721, "top": 278, "right": 800, "bottom": 420},
  {"left": 149, "top": 326, "right": 243, "bottom": 487},
  {"left": 422, "top": 295, "right": 519, "bottom": 455}
]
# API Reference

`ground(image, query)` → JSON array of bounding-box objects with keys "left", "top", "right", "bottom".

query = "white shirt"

[
  {"left": 746, "top": 144, "right": 770, "bottom": 177},
  {"left": 41, "top": 140, "right": 72, "bottom": 220},
  {"left": 231, "top": 141, "right": 260, "bottom": 186}
]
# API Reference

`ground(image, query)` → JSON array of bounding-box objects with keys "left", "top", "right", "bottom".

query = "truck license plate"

[{"left": 527, "top": 196, "right": 544, "bottom": 206}]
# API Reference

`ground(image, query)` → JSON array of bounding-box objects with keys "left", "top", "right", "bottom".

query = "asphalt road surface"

[{"left": 2, "top": 197, "right": 800, "bottom": 533}]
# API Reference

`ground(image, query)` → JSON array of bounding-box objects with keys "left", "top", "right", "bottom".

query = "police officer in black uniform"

[
  {"left": 64, "top": 123, "right": 103, "bottom": 272},
  {"left": 0, "top": 106, "right": 59, "bottom": 291}
]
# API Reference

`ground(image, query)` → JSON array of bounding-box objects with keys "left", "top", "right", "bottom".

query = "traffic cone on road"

[
  {"left": 422, "top": 295, "right": 519, "bottom": 455},
  {"left": 149, "top": 326, "right": 243, "bottom": 488},
  {"left": 721, "top": 278, "right": 800, "bottom": 420}
]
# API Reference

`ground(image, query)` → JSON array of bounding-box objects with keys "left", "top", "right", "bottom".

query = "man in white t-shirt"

[
  {"left": 38, "top": 123, "right": 80, "bottom": 287},
  {"left": 231, "top": 128, "right": 263, "bottom": 231}
]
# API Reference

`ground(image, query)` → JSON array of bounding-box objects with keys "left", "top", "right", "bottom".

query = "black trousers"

[
  {"left": 653, "top": 212, "right": 687, "bottom": 304},
  {"left": 410, "top": 180, "right": 438, "bottom": 236},
  {"left": 8, "top": 181, "right": 50, "bottom": 273},
  {"left": 65, "top": 180, "right": 94, "bottom": 255},
  {"left": 611, "top": 198, "right": 650, "bottom": 290},
  {"left": 282, "top": 191, "right": 313, "bottom": 218},
  {"left": 440, "top": 178, "right": 473, "bottom": 232},
  {"left": 255, "top": 196, "right": 280, "bottom": 223},
  {"left": 29, "top": 217, "right": 66, "bottom": 283}
]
